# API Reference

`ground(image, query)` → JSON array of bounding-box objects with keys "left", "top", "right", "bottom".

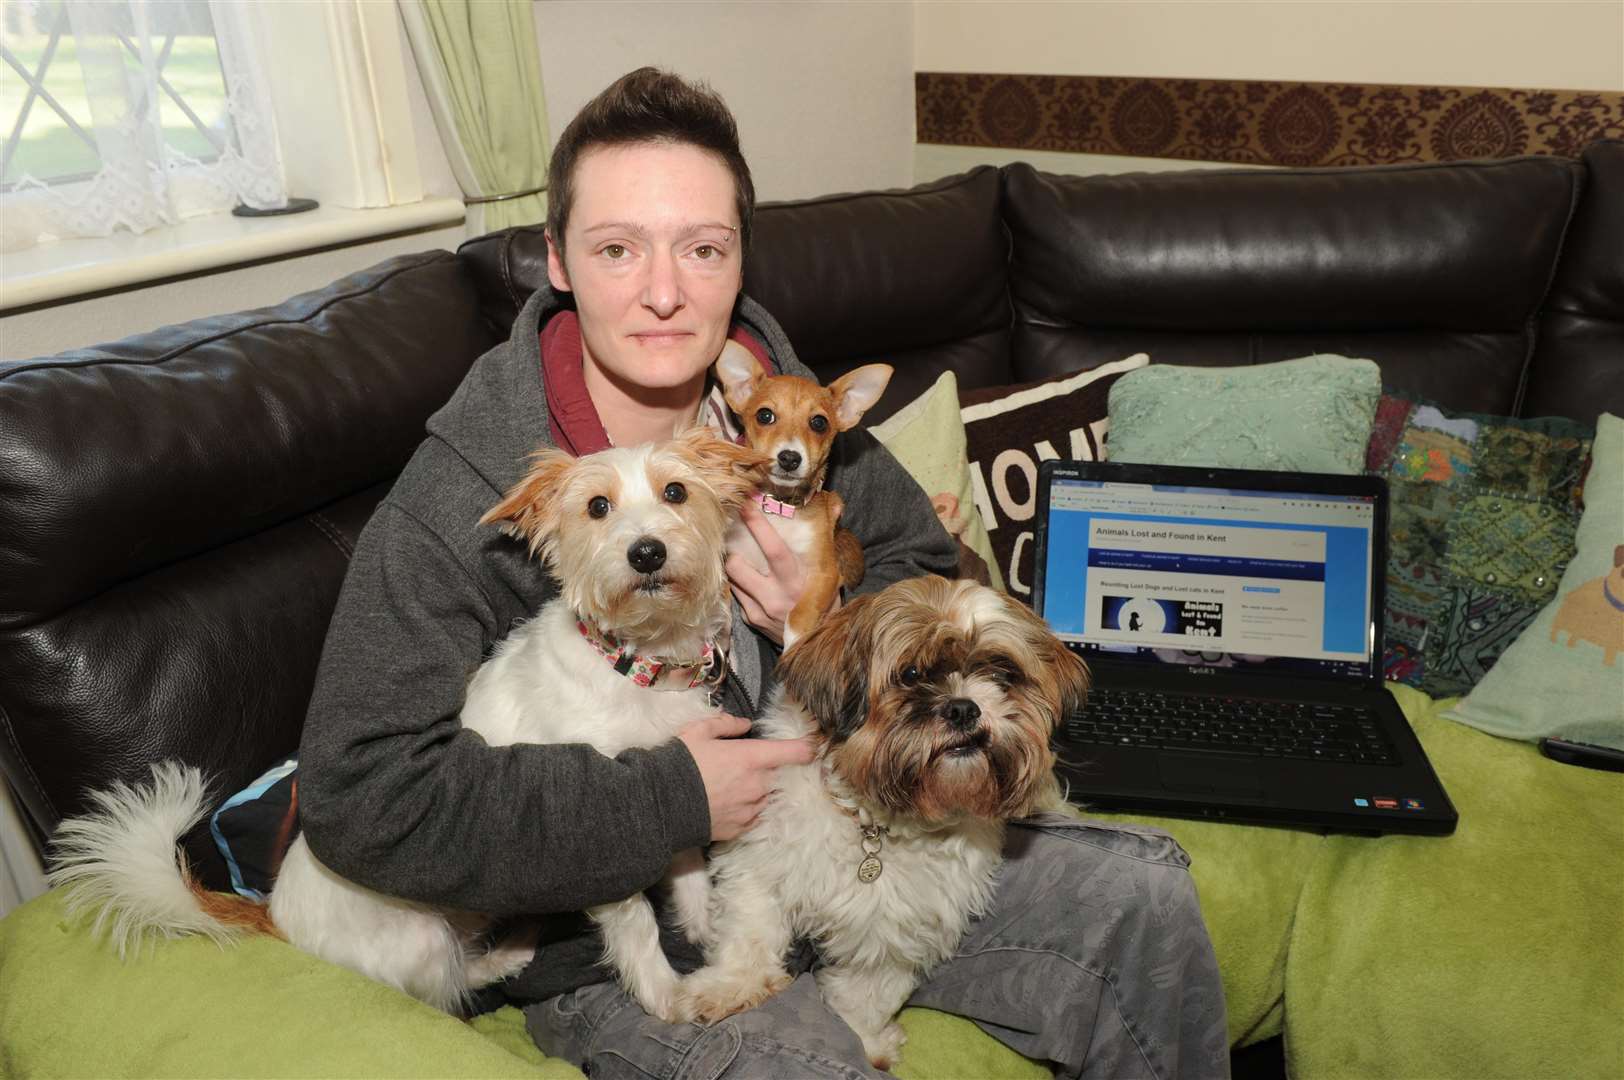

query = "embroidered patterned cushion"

[
  {"left": 1105, "top": 354, "right": 1381, "bottom": 475},
  {"left": 1446, "top": 412, "right": 1624, "bottom": 750},
  {"left": 1365, "top": 394, "right": 1595, "bottom": 698}
]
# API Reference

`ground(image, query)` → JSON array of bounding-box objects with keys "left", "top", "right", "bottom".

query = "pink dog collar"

[
  {"left": 577, "top": 618, "right": 721, "bottom": 691},
  {"left": 750, "top": 490, "right": 797, "bottom": 518}
]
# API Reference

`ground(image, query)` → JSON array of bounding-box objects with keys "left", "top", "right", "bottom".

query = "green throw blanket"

[
  {"left": 2, "top": 685, "right": 1617, "bottom": 1078},
  {"left": 1284, "top": 685, "right": 1623, "bottom": 1079}
]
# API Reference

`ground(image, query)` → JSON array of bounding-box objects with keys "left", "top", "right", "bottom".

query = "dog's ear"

[
  {"left": 1614, "top": 544, "right": 1623, "bottom": 568},
  {"left": 1049, "top": 637, "right": 1092, "bottom": 723},
  {"left": 828, "top": 364, "right": 894, "bottom": 431},
  {"left": 1001, "top": 591, "right": 1091, "bottom": 725},
  {"left": 777, "top": 593, "right": 875, "bottom": 741},
  {"left": 674, "top": 426, "right": 772, "bottom": 509},
  {"left": 714, "top": 340, "right": 766, "bottom": 415},
  {"left": 479, "top": 449, "right": 576, "bottom": 558}
]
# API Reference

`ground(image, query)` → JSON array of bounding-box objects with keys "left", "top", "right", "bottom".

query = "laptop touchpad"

[{"left": 1158, "top": 753, "right": 1263, "bottom": 795}]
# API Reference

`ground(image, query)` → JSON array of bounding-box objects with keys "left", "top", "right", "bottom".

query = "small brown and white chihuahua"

[{"left": 715, "top": 341, "right": 893, "bottom": 647}]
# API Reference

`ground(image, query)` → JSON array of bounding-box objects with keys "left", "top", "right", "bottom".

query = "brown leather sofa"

[{"left": 3, "top": 140, "right": 1620, "bottom": 1072}]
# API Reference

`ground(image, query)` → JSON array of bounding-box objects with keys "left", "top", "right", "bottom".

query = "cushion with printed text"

[{"left": 958, "top": 355, "right": 1150, "bottom": 603}]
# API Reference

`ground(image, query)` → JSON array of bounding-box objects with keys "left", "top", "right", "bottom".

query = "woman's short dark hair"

[{"left": 547, "top": 67, "right": 755, "bottom": 255}]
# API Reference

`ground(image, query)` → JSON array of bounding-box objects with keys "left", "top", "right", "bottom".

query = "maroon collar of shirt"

[{"left": 541, "top": 310, "right": 775, "bottom": 456}]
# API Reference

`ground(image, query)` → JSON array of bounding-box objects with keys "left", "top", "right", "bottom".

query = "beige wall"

[
  {"left": 533, "top": 0, "right": 917, "bottom": 202},
  {"left": 913, "top": 0, "right": 1624, "bottom": 182},
  {"left": 914, "top": 1, "right": 1623, "bottom": 89}
]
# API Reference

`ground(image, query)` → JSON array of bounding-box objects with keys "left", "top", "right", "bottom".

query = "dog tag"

[{"left": 857, "top": 822, "right": 885, "bottom": 883}]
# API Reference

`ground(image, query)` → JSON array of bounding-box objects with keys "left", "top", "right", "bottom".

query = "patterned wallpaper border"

[{"left": 915, "top": 72, "right": 1624, "bottom": 166}]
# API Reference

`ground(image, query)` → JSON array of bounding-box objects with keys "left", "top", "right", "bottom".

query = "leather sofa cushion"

[
  {"left": 1001, "top": 157, "right": 1584, "bottom": 419},
  {"left": 0, "top": 252, "right": 495, "bottom": 864},
  {"left": 1530, "top": 138, "right": 1624, "bottom": 421},
  {"left": 457, "top": 223, "right": 550, "bottom": 341},
  {"left": 741, "top": 166, "right": 1012, "bottom": 421}
]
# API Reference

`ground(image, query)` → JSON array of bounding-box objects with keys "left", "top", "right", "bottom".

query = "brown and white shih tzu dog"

[
  {"left": 677, "top": 575, "right": 1090, "bottom": 1069},
  {"left": 49, "top": 427, "right": 769, "bottom": 1021}
]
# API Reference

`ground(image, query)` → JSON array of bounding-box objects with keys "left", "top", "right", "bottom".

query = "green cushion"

[
  {"left": 0, "top": 888, "right": 1056, "bottom": 1080},
  {"left": 869, "top": 369, "right": 1005, "bottom": 591},
  {"left": 1107, "top": 354, "right": 1381, "bottom": 474},
  {"left": 1286, "top": 684, "right": 1624, "bottom": 1079},
  {"left": 1447, "top": 412, "right": 1624, "bottom": 750},
  {"left": 0, "top": 890, "right": 571, "bottom": 1079},
  {"left": 893, "top": 1008, "right": 1050, "bottom": 1079}
]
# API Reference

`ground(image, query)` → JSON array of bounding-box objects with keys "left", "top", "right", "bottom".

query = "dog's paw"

[
  {"left": 628, "top": 981, "right": 684, "bottom": 1025},
  {"left": 463, "top": 926, "right": 541, "bottom": 989},
  {"left": 678, "top": 909, "right": 717, "bottom": 951},
  {"left": 619, "top": 966, "right": 686, "bottom": 1025},
  {"left": 643, "top": 993, "right": 688, "bottom": 1026},
  {"left": 675, "top": 966, "right": 794, "bottom": 1026},
  {"left": 860, "top": 1021, "right": 907, "bottom": 1071}
]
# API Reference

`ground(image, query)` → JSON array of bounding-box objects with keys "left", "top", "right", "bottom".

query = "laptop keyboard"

[{"left": 1067, "top": 687, "right": 1400, "bottom": 765}]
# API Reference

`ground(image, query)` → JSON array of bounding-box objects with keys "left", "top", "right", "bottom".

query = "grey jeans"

[{"left": 524, "top": 813, "right": 1230, "bottom": 1080}]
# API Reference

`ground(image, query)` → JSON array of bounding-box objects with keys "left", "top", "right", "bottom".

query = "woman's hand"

[
  {"left": 678, "top": 713, "right": 814, "bottom": 841},
  {"left": 725, "top": 501, "right": 833, "bottom": 645}
]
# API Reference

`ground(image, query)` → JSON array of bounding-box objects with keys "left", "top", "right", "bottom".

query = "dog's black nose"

[
  {"left": 776, "top": 449, "right": 802, "bottom": 472},
  {"left": 944, "top": 698, "right": 981, "bottom": 732},
  {"left": 627, "top": 537, "right": 667, "bottom": 574}
]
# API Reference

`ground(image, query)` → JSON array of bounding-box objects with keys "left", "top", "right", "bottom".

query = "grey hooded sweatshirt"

[{"left": 296, "top": 286, "right": 956, "bottom": 947}]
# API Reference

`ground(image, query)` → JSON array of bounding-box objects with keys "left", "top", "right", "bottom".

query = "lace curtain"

[{"left": 2, "top": 0, "right": 287, "bottom": 254}]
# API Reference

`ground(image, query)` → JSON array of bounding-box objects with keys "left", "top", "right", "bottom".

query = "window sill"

[{"left": 0, "top": 198, "right": 467, "bottom": 312}]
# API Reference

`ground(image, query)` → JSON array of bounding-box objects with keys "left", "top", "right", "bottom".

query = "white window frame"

[
  {"left": 258, "top": 0, "right": 424, "bottom": 210},
  {"left": 1, "top": 0, "right": 463, "bottom": 313}
]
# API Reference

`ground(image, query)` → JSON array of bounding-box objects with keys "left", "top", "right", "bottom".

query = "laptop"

[{"left": 1032, "top": 459, "right": 1458, "bottom": 835}]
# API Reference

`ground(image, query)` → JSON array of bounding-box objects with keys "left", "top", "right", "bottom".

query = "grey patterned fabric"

[{"left": 525, "top": 813, "right": 1229, "bottom": 1079}]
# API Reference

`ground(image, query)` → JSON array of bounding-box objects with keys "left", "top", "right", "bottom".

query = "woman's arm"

[{"left": 826, "top": 427, "right": 960, "bottom": 595}]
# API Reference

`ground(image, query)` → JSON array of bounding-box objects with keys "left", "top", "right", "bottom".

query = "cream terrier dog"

[
  {"left": 677, "top": 576, "right": 1090, "bottom": 1069},
  {"left": 50, "top": 427, "right": 769, "bottom": 1020}
]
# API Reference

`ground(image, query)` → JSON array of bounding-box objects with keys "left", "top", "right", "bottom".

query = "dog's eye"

[
  {"left": 809, "top": 415, "right": 829, "bottom": 434},
  {"left": 985, "top": 657, "right": 1022, "bottom": 687},
  {"left": 755, "top": 407, "right": 775, "bottom": 425},
  {"left": 587, "top": 496, "right": 611, "bottom": 519},
  {"left": 899, "top": 664, "right": 921, "bottom": 687},
  {"left": 663, "top": 482, "right": 687, "bottom": 504}
]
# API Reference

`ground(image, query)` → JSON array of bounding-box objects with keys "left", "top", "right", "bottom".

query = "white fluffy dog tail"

[{"left": 48, "top": 761, "right": 274, "bottom": 957}]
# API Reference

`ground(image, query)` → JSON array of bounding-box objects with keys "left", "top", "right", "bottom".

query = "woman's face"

[{"left": 547, "top": 142, "right": 744, "bottom": 398}]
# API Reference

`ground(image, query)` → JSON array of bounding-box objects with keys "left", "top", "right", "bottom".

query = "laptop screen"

[{"left": 1035, "top": 470, "right": 1379, "bottom": 680}]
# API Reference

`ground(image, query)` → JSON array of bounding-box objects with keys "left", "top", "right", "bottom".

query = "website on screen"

[{"left": 1040, "top": 479, "right": 1376, "bottom": 677}]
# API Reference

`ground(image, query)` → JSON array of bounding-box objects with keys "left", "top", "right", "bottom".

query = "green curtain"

[{"left": 399, "top": 0, "right": 550, "bottom": 235}]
